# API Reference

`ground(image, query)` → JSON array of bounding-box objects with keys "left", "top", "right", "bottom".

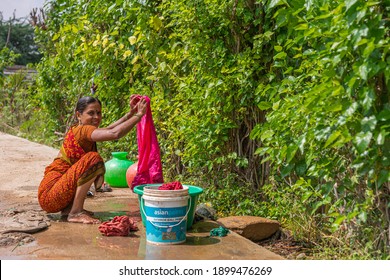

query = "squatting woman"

[{"left": 38, "top": 95, "right": 147, "bottom": 224}]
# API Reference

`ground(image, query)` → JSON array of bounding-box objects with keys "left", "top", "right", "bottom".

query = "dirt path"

[
  {"left": 0, "top": 133, "right": 57, "bottom": 248},
  {"left": 0, "top": 132, "right": 58, "bottom": 208}
]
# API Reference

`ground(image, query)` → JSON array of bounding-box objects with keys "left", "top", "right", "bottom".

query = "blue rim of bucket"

[{"left": 134, "top": 184, "right": 203, "bottom": 196}]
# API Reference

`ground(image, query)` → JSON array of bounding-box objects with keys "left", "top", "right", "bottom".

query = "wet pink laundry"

[{"left": 131, "top": 95, "right": 164, "bottom": 190}]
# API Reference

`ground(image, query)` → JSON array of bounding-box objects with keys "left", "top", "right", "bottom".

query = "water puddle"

[
  {"left": 189, "top": 221, "right": 220, "bottom": 233},
  {"left": 185, "top": 236, "right": 220, "bottom": 245}
]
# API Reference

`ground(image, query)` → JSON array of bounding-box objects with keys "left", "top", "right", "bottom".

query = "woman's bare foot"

[
  {"left": 67, "top": 212, "right": 100, "bottom": 224},
  {"left": 62, "top": 209, "right": 94, "bottom": 217}
]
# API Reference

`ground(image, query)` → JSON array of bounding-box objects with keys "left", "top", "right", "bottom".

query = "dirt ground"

[
  {"left": 257, "top": 229, "right": 312, "bottom": 260},
  {"left": 0, "top": 132, "right": 57, "bottom": 248},
  {"left": 0, "top": 132, "right": 58, "bottom": 206}
]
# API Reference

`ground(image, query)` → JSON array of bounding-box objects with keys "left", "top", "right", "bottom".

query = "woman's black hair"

[{"left": 75, "top": 96, "right": 102, "bottom": 113}]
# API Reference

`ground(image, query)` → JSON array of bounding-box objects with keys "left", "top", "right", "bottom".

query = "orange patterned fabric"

[
  {"left": 38, "top": 125, "right": 105, "bottom": 213},
  {"left": 60, "top": 128, "right": 87, "bottom": 165}
]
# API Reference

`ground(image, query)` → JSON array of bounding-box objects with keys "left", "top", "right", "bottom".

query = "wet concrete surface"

[
  {"left": 0, "top": 132, "right": 284, "bottom": 260},
  {"left": 0, "top": 190, "right": 283, "bottom": 260}
]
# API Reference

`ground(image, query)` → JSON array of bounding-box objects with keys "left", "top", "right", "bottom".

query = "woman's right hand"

[{"left": 136, "top": 97, "right": 147, "bottom": 117}]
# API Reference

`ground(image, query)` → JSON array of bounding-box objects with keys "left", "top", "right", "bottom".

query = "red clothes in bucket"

[{"left": 158, "top": 181, "right": 183, "bottom": 190}]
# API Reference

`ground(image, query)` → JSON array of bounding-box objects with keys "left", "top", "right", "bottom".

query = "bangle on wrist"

[{"left": 134, "top": 113, "right": 142, "bottom": 119}]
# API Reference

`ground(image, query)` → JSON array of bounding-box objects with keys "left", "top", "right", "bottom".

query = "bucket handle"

[{"left": 141, "top": 196, "right": 191, "bottom": 229}]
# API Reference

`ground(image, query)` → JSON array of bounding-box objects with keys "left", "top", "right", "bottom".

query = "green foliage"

[
  {"left": 19, "top": 0, "right": 389, "bottom": 258},
  {"left": 0, "top": 45, "right": 53, "bottom": 145},
  {"left": 1, "top": 47, "right": 22, "bottom": 130},
  {"left": 249, "top": 0, "right": 390, "bottom": 257},
  {"left": 0, "top": 18, "right": 42, "bottom": 65},
  {"left": 0, "top": 47, "right": 19, "bottom": 71}
]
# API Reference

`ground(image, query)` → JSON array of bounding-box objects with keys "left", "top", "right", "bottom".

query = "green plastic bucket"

[{"left": 134, "top": 184, "right": 203, "bottom": 230}]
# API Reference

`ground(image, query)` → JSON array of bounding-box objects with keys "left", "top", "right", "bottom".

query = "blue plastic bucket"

[
  {"left": 141, "top": 186, "right": 190, "bottom": 245},
  {"left": 134, "top": 184, "right": 203, "bottom": 229}
]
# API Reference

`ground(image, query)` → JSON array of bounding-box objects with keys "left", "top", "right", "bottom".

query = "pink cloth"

[{"left": 131, "top": 95, "right": 164, "bottom": 190}]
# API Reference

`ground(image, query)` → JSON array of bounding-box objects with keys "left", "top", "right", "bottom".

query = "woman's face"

[{"left": 77, "top": 101, "right": 102, "bottom": 127}]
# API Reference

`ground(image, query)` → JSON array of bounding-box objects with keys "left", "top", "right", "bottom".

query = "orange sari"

[{"left": 38, "top": 125, "right": 105, "bottom": 213}]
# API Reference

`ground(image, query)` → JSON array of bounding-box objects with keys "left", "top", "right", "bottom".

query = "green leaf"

[
  {"left": 273, "top": 52, "right": 287, "bottom": 60},
  {"left": 377, "top": 108, "right": 390, "bottom": 121},
  {"left": 123, "top": 50, "right": 132, "bottom": 59},
  {"left": 160, "top": 62, "right": 166, "bottom": 71},
  {"left": 361, "top": 116, "right": 377, "bottom": 132},
  {"left": 281, "top": 163, "right": 295, "bottom": 177},
  {"left": 354, "top": 131, "right": 373, "bottom": 153},
  {"left": 254, "top": 147, "right": 269, "bottom": 156},
  {"left": 377, "top": 170, "right": 390, "bottom": 187},
  {"left": 295, "top": 23, "right": 308, "bottom": 30},
  {"left": 325, "top": 130, "right": 341, "bottom": 148},
  {"left": 286, "top": 144, "right": 298, "bottom": 163},
  {"left": 268, "top": 0, "right": 286, "bottom": 10},
  {"left": 295, "top": 161, "right": 307, "bottom": 176},
  {"left": 274, "top": 45, "right": 283, "bottom": 52},
  {"left": 302, "top": 190, "right": 313, "bottom": 202},
  {"left": 52, "top": 33, "right": 60, "bottom": 41},
  {"left": 345, "top": 0, "right": 359, "bottom": 11},
  {"left": 261, "top": 130, "right": 274, "bottom": 141},
  {"left": 363, "top": 41, "right": 376, "bottom": 58},
  {"left": 376, "top": 129, "right": 386, "bottom": 145},
  {"left": 334, "top": 215, "right": 347, "bottom": 225},
  {"left": 359, "top": 64, "right": 368, "bottom": 80},
  {"left": 298, "top": 134, "right": 306, "bottom": 153},
  {"left": 328, "top": 103, "right": 343, "bottom": 112},
  {"left": 362, "top": 88, "right": 375, "bottom": 113},
  {"left": 151, "top": 16, "right": 163, "bottom": 30},
  {"left": 131, "top": 55, "right": 139, "bottom": 65},
  {"left": 347, "top": 211, "right": 359, "bottom": 220},
  {"left": 272, "top": 100, "right": 280, "bottom": 110},
  {"left": 258, "top": 101, "right": 272, "bottom": 110}
]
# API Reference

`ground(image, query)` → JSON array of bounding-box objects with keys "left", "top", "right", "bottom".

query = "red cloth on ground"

[
  {"left": 131, "top": 95, "right": 164, "bottom": 190},
  {"left": 98, "top": 216, "right": 138, "bottom": 236},
  {"left": 158, "top": 181, "right": 183, "bottom": 190}
]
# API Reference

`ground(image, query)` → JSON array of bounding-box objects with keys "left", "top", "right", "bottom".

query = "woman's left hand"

[{"left": 129, "top": 95, "right": 140, "bottom": 116}]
